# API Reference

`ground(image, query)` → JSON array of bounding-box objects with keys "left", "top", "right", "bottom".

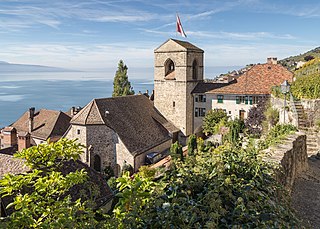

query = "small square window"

[{"left": 217, "top": 95, "right": 224, "bottom": 103}]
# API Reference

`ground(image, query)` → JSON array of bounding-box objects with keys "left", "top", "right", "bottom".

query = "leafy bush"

[
  {"left": 106, "top": 142, "right": 301, "bottom": 228},
  {"left": 187, "top": 134, "right": 197, "bottom": 156},
  {"left": 170, "top": 141, "right": 183, "bottom": 161},
  {"left": 304, "top": 55, "right": 315, "bottom": 61},
  {"left": 291, "top": 73, "right": 320, "bottom": 99},
  {"left": 258, "top": 124, "right": 297, "bottom": 150},
  {"left": 0, "top": 139, "right": 98, "bottom": 228},
  {"left": 223, "top": 118, "right": 245, "bottom": 144},
  {"left": 245, "top": 99, "right": 267, "bottom": 137},
  {"left": 203, "top": 109, "right": 228, "bottom": 135},
  {"left": 121, "top": 162, "right": 134, "bottom": 176}
]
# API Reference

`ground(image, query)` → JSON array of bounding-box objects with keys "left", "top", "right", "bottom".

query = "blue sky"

[{"left": 0, "top": 0, "right": 319, "bottom": 73}]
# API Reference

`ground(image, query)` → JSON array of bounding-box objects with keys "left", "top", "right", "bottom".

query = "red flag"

[{"left": 176, "top": 14, "right": 187, "bottom": 38}]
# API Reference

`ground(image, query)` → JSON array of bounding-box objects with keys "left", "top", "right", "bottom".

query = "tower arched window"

[
  {"left": 93, "top": 154, "right": 101, "bottom": 172},
  {"left": 165, "top": 59, "right": 175, "bottom": 79},
  {"left": 192, "top": 60, "right": 198, "bottom": 80}
]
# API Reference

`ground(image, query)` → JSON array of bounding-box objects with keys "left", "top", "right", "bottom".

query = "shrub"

[
  {"left": 203, "top": 109, "right": 228, "bottom": 135},
  {"left": 245, "top": 99, "right": 267, "bottom": 137}
]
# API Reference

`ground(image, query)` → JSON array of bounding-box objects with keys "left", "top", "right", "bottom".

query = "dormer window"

[
  {"left": 165, "top": 59, "right": 175, "bottom": 80},
  {"left": 192, "top": 60, "right": 198, "bottom": 80}
]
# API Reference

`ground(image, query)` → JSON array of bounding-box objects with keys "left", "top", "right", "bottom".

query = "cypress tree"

[{"left": 112, "top": 60, "right": 134, "bottom": 97}]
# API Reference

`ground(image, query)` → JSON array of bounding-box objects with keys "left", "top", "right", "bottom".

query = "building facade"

[{"left": 64, "top": 95, "right": 178, "bottom": 175}]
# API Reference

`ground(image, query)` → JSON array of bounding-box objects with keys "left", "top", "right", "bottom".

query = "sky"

[{"left": 0, "top": 0, "right": 320, "bottom": 74}]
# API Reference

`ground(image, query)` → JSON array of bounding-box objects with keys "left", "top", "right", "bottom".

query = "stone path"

[{"left": 291, "top": 155, "right": 320, "bottom": 228}]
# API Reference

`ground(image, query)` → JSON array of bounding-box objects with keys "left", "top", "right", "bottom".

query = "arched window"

[
  {"left": 192, "top": 60, "right": 198, "bottom": 80},
  {"left": 93, "top": 154, "right": 101, "bottom": 172},
  {"left": 165, "top": 59, "right": 175, "bottom": 77}
]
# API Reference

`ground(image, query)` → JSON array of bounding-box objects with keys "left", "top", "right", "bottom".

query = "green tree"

[
  {"left": 0, "top": 139, "right": 98, "bottom": 228},
  {"left": 202, "top": 109, "right": 228, "bottom": 135},
  {"left": 187, "top": 134, "right": 197, "bottom": 156},
  {"left": 112, "top": 60, "right": 134, "bottom": 97},
  {"left": 170, "top": 141, "right": 183, "bottom": 161}
]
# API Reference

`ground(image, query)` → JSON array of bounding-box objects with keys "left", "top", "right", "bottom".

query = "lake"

[{"left": 0, "top": 72, "right": 154, "bottom": 128}]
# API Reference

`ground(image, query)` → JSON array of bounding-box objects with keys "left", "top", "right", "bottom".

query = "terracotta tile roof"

[
  {"left": 71, "top": 95, "right": 178, "bottom": 156},
  {"left": 206, "top": 63, "right": 293, "bottom": 95},
  {"left": 192, "top": 82, "right": 230, "bottom": 94},
  {"left": 11, "top": 109, "right": 71, "bottom": 140}
]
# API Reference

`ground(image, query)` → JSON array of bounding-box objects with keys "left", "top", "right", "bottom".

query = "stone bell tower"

[{"left": 154, "top": 38, "right": 204, "bottom": 142}]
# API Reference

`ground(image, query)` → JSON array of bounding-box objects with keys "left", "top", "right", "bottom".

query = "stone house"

[
  {"left": 0, "top": 107, "right": 71, "bottom": 154},
  {"left": 64, "top": 94, "right": 178, "bottom": 175}
]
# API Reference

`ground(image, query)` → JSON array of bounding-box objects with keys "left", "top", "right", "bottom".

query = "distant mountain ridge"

[
  {"left": 279, "top": 46, "right": 320, "bottom": 71},
  {"left": 0, "top": 61, "right": 78, "bottom": 73}
]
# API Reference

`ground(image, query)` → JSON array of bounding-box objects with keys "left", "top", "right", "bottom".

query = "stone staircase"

[
  {"left": 293, "top": 100, "right": 308, "bottom": 128},
  {"left": 292, "top": 100, "right": 319, "bottom": 156},
  {"left": 300, "top": 127, "right": 319, "bottom": 156}
]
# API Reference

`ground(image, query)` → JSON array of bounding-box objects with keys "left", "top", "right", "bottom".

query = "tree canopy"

[
  {"left": 112, "top": 60, "right": 134, "bottom": 97},
  {"left": 202, "top": 109, "right": 228, "bottom": 135},
  {"left": 0, "top": 139, "right": 98, "bottom": 228}
]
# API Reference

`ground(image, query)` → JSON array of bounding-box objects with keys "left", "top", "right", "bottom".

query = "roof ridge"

[
  {"left": 92, "top": 99, "right": 106, "bottom": 125},
  {"left": 71, "top": 99, "right": 94, "bottom": 123},
  {"left": 47, "top": 111, "right": 65, "bottom": 138},
  {"left": 84, "top": 100, "right": 95, "bottom": 125}
]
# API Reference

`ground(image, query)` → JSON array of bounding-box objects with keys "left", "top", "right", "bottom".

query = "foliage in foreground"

[
  {"left": 0, "top": 139, "right": 98, "bottom": 228},
  {"left": 107, "top": 141, "right": 301, "bottom": 228}
]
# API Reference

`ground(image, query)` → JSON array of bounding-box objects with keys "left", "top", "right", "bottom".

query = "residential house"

[
  {"left": 64, "top": 94, "right": 178, "bottom": 175},
  {"left": 0, "top": 107, "right": 71, "bottom": 153},
  {"left": 192, "top": 57, "right": 293, "bottom": 132}
]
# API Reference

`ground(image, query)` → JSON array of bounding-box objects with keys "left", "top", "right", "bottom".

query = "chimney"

[
  {"left": 28, "top": 107, "right": 35, "bottom": 133},
  {"left": 267, "top": 57, "right": 277, "bottom": 65},
  {"left": 18, "top": 132, "right": 31, "bottom": 151},
  {"left": 1, "top": 127, "right": 17, "bottom": 148},
  {"left": 149, "top": 90, "right": 155, "bottom": 101}
]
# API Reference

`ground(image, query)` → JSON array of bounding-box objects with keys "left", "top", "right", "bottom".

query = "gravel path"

[{"left": 291, "top": 155, "right": 320, "bottom": 228}]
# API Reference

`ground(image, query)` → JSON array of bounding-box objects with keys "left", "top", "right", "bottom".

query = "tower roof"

[{"left": 155, "top": 38, "right": 203, "bottom": 53}]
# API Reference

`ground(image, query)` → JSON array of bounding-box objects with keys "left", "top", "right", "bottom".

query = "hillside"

[{"left": 279, "top": 47, "right": 320, "bottom": 71}]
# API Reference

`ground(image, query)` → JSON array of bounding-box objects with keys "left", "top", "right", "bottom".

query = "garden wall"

[{"left": 264, "top": 132, "right": 308, "bottom": 193}]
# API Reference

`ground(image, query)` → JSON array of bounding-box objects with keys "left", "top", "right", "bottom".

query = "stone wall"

[
  {"left": 264, "top": 132, "right": 308, "bottom": 192},
  {"left": 64, "top": 125, "right": 88, "bottom": 164},
  {"left": 87, "top": 125, "right": 117, "bottom": 172},
  {"left": 116, "top": 137, "right": 134, "bottom": 175},
  {"left": 300, "top": 99, "right": 320, "bottom": 126}
]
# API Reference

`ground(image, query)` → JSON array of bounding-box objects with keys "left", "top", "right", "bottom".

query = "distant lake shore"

[{"left": 0, "top": 77, "right": 153, "bottom": 128}]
